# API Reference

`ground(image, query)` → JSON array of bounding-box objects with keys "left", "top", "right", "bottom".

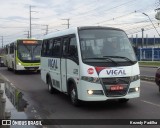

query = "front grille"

[
  {"left": 101, "top": 77, "right": 130, "bottom": 85},
  {"left": 24, "top": 67, "right": 39, "bottom": 70},
  {"left": 101, "top": 77, "right": 130, "bottom": 97}
]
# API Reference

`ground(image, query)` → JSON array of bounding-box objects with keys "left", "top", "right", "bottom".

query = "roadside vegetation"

[{"left": 139, "top": 61, "right": 160, "bottom": 67}]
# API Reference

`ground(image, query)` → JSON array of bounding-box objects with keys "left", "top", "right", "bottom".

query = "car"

[
  {"left": 155, "top": 68, "right": 160, "bottom": 92},
  {"left": 0, "top": 56, "right": 4, "bottom": 67}
]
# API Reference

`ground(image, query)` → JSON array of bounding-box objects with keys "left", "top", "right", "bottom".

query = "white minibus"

[{"left": 41, "top": 26, "right": 140, "bottom": 106}]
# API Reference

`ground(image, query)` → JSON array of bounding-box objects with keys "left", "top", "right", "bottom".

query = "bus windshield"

[
  {"left": 17, "top": 40, "right": 41, "bottom": 62},
  {"left": 79, "top": 29, "right": 137, "bottom": 63}
]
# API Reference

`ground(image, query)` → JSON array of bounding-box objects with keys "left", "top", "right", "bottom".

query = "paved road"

[
  {"left": 0, "top": 67, "right": 160, "bottom": 128},
  {"left": 140, "top": 67, "right": 157, "bottom": 77}
]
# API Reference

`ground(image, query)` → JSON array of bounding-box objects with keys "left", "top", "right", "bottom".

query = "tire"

[
  {"left": 13, "top": 69, "right": 17, "bottom": 74},
  {"left": 7, "top": 67, "right": 10, "bottom": 71},
  {"left": 37, "top": 70, "right": 40, "bottom": 74},
  {"left": 118, "top": 99, "right": 129, "bottom": 103},
  {"left": 69, "top": 83, "right": 80, "bottom": 106},
  {"left": 12, "top": 63, "right": 17, "bottom": 74},
  {"left": 47, "top": 77, "right": 54, "bottom": 94}
]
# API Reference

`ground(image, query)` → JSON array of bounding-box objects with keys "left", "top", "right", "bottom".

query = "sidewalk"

[{"left": 0, "top": 76, "right": 36, "bottom": 128}]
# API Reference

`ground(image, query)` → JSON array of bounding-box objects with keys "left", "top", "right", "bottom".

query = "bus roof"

[
  {"left": 16, "top": 38, "right": 42, "bottom": 41},
  {"left": 43, "top": 26, "right": 124, "bottom": 40}
]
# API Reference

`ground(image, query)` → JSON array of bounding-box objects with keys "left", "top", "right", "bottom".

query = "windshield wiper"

[
  {"left": 83, "top": 57, "right": 118, "bottom": 65},
  {"left": 33, "top": 44, "right": 40, "bottom": 53},
  {"left": 103, "top": 56, "right": 135, "bottom": 64}
]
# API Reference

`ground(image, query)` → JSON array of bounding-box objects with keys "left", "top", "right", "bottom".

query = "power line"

[
  {"left": 73, "top": 0, "right": 136, "bottom": 19},
  {"left": 42, "top": 25, "right": 49, "bottom": 35},
  {"left": 127, "top": 24, "right": 160, "bottom": 35},
  {"left": 62, "top": 19, "right": 70, "bottom": 29}
]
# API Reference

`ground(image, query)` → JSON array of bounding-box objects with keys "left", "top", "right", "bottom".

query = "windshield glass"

[
  {"left": 79, "top": 29, "right": 136, "bottom": 63},
  {"left": 17, "top": 40, "right": 42, "bottom": 62}
]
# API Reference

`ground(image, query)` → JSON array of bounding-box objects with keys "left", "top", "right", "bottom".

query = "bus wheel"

[
  {"left": 13, "top": 69, "right": 17, "bottom": 74},
  {"left": 69, "top": 83, "right": 80, "bottom": 106},
  {"left": 47, "top": 78, "right": 54, "bottom": 94},
  {"left": 12, "top": 63, "right": 17, "bottom": 74},
  {"left": 37, "top": 70, "right": 40, "bottom": 74},
  {"left": 7, "top": 67, "right": 10, "bottom": 71},
  {"left": 118, "top": 99, "right": 129, "bottom": 103}
]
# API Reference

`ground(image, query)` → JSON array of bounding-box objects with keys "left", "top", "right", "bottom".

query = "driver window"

[{"left": 68, "top": 37, "right": 78, "bottom": 59}]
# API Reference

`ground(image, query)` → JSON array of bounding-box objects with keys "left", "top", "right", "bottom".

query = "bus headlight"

[
  {"left": 130, "top": 75, "right": 140, "bottom": 82},
  {"left": 87, "top": 90, "right": 104, "bottom": 95},
  {"left": 18, "top": 62, "right": 22, "bottom": 66},
  {"left": 129, "top": 87, "right": 140, "bottom": 93},
  {"left": 81, "top": 76, "right": 100, "bottom": 84},
  {"left": 135, "top": 87, "right": 139, "bottom": 92},
  {"left": 87, "top": 90, "right": 93, "bottom": 95}
]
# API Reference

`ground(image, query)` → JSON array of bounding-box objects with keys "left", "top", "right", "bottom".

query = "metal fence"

[
  {"left": 0, "top": 82, "right": 11, "bottom": 128},
  {"left": 0, "top": 77, "right": 28, "bottom": 128},
  {"left": 137, "top": 48, "right": 160, "bottom": 61}
]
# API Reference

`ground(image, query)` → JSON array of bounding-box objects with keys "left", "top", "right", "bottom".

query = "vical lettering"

[
  {"left": 106, "top": 69, "right": 126, "bottom": 76},
  {"left": 48, "top": 59, "right": 58, "bottom": 69}
]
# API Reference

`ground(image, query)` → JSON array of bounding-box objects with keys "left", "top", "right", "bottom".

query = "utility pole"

[
  {"left": 1, "top": 36, "right": 3, "bottom": 48},
  {"left": 146, "top": 34, "right": 148, "bottom": 48},
  {"left": 24, "top": 31, "right": 30, "bottom": 38},
  {"left": 141, "top": 28, "right": 144, "bottom": 48},
  {"left": 29, "top": 5, "right": 32, "bottom": 38},
  {"left": 62, "top": 19, "right": 70, "bottom": 29},
  {"left": 29, "top": 5, "right": 37, "bottom": 38},
  {"left": 42, "top": 25, "right": 49, "bottom": 35},
  {"left": 45, "top": 25, "right": 48, "bottom": 35}
]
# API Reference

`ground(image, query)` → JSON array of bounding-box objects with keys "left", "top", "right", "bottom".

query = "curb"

[
  {"left": 139, "top": 65, "right": 158, "bottom": 68},
  {"left": 140, "top": 75, "right": 155, "bottom": 82}
]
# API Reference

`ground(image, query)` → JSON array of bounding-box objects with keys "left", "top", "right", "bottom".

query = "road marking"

[
  {"left": 0, "top": 73, "right": 10, "bottom": 82},
  {"left": 141, "top": 80, "right": 155, "bottom": 84},
  {"left": 141, "top": 80, "right": 157, "bottom": 87},
  {"left": 141, "top": 100, "right": 160, "bottom": 108}
]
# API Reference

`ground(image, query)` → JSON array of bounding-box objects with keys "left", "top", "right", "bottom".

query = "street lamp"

[
  {"left": 142, "top": 13, "right": 160, "bottom": 36},
  {"left": 141, "top": 28, "right": 144, "bottom": 48}
]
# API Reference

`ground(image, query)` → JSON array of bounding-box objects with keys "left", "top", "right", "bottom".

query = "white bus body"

[{"left": 41, "top": 26, "right": 140, "bottom": 106}]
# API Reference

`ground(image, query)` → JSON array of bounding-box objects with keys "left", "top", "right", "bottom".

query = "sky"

[{"left": 0, "top": 0, "right": 160, "bottom": 46}]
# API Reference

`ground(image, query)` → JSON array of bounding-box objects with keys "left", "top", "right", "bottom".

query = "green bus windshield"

[{"left": 17, "top": 40, "right": 42, "bottom": 63}]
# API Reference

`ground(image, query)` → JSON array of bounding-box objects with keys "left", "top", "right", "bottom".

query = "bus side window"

[
  {"left": 62, "top": 37, "right": 69, "bottom": 57},
  {"left": 41, "top": 40, "right": 48, "bottom": 57},
  {"left": 68, "top": 36, "right": 78, "bottom": 61},
  {"left": 52, "top": 38, "right": 61, "bottom": 57},
  {"left": 48, "top": 39, "right": 54, "bottom": 57},
  {"left": 10, "top": 43, "right": 14, "bottom": 54}
]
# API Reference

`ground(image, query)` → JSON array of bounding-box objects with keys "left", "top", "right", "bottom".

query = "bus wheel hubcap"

[
  {"left": 48, "top": 84, "right": 51, "bottom": 91},
  {"left": 71, "top": 89, "right": 76, "bottom": 102}
]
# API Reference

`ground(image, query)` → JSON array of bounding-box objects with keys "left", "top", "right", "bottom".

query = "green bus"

[{"left": 4, "top": 39, "right": 42, "bottom": 73}]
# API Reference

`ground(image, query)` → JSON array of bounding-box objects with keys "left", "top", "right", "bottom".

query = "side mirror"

[
  {"left": 133, "top": 46, "right": 137, "bottom": 55},
  {"left": 14, "top": 46, "right": 17, "bottom": 50}
]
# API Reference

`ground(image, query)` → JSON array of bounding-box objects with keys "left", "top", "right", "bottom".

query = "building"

[{"left": 130, "top": 38, "right": 160, "bottom": 61}]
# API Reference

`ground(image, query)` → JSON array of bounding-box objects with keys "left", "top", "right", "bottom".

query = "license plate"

[
  {"left": 29, "top": 68, "right": 35, "bottom": 70},
  {"left": 110, "top": 85, "right": 124, "bottom": 91}
]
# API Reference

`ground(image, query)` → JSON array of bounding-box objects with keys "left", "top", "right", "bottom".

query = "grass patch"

[{"left": 139, "top": 61, "right": 160, "bottom": 67}]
